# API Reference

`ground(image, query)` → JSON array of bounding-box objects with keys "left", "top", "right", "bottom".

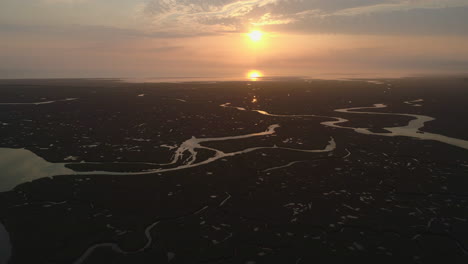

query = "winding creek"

[
  {"left": 2, "top": 97, "right": 468, "bottom": 263},
  {"left": 0, "top": 98, "right": 77, "bottom": 106},
  {"left": 0, "top": 124, "right": 336, "bottom": 192},
  {"left": 222, "top": 101, "right": 468, "bottom": 150},
  {"left": 322, "top": 103, "right": 468, "bottom": 150},
  {"left": 0, "top": 221, "right": 11, "bottom": 264}
]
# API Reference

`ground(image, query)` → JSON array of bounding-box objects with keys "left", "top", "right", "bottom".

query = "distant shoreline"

[{"left": 0, "top": 74, "right": 468, "bottom": 85}]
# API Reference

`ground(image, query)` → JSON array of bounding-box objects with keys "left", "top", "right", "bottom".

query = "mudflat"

[{"left": 1, "top": 77, "right": 468, "bottom": 263}]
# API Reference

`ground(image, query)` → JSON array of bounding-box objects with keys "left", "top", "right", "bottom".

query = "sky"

[{"left": 1, "top": 0, "right": 468, "bottom": 79}]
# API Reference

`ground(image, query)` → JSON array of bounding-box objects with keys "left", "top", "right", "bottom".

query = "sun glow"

[
  {"left": 248, "top": 30, "right": 263, "bottom": 42},
  {"left": 248, "top": 70, "right": 262, "bottom": 81}
]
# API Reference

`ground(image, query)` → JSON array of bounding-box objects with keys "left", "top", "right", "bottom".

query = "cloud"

[
  {"left": 268, "top": 5, "right": 468, "bottom": 35},
  {"left": 138, "top": 0, "right": 468, "bottom": 35},
  {"left": 40, "top": 0, "right": 89, "bottom": 4},
  {"left": 255, "top": 45, "right": 468, "bottom": 74},
  {"left": 250, "top": 12, "right": 295, "bottom": 26},
  {"left": 140, "top": 0, "right": 280, "bottom": 32},
  {"left": 4, "top": 0, "right": 468, "bottom": 36},
  {"left": 145, "top": 46, "right": 184, "bottom": 53},
  {"left": 0, "top": 23, "right": 216, "bottom": 39}
]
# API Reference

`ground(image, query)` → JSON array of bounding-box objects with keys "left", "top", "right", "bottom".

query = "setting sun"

[
  {"left": 248, "top": 30, "right": 263, "bottom": 42},
  {"left": 248, "top": 70, "right": 262, "bottom": 81}
]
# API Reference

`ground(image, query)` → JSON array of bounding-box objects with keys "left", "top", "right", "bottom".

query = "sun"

[
  {"left": 248, "top": 30, "right": 263, "bottom": 42},
  {"left": 248, "top": 70, "right": 262, "bottom": 81}
]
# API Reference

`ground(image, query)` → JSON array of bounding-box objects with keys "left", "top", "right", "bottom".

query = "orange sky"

[{"left": 1, "top": 0, "right": 468, "bottom": 79}]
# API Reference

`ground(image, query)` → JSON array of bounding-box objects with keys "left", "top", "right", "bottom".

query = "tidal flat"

[{"left": 1, "top": 77, "right": 468, "bottom": 263}]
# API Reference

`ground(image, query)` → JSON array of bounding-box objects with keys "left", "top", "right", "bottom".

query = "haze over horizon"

[{"left": 1, "top": 0, "right": 468, "bottom": 79}]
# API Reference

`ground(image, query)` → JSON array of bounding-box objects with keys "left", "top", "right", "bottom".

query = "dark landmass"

[{"left": 1, "top": 77, "right": 468, "bottom": 263}]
